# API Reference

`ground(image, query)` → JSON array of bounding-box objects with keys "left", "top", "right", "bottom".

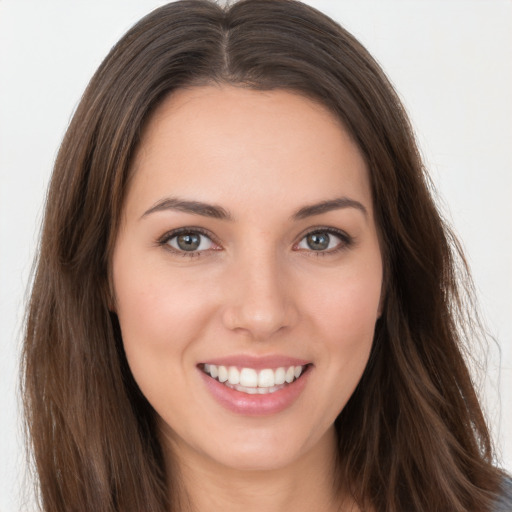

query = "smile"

[{"left": 201, "top": 364, "right": 307, "bottom": 395}]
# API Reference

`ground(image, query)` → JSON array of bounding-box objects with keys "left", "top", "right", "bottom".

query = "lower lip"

[{"left": 199, "top": 367, "right": 311, "bottom": 416}]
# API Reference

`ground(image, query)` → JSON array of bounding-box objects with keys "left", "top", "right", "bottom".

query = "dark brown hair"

[{"left": 22, "top": 1, "right": 505, "bottom": 510}]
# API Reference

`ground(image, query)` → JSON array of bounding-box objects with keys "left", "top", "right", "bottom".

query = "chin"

[
  {"left": 209, "top": 441, "right": 305, "bottom": 472},
  {"left": 199, "top": 420, "right": 333, "bottom": 473}
]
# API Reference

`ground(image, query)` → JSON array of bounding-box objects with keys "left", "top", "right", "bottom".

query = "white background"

[{"left": 0, "top": 1, "right": 511, "bottom": 510}]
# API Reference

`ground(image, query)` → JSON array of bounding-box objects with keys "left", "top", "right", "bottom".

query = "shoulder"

[{"left": 493, "top": 476, "right": 512, "bottom": 512}]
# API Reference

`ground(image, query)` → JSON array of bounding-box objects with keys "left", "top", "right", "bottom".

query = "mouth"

[{"left": 199, "top": 363, "right": 311, "bottom": 395}]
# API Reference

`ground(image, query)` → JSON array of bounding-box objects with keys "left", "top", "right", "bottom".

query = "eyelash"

[
  {"left": 157, "top": 227, "right": 219, "bottom": 258},
  {"left": 294, "top": 227, "right": 353, "bottom": 257},
  {"left": 157, "top": 226, "right": 354, "bottom": 258}
]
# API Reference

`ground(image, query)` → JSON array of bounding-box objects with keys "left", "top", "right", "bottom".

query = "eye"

[
  {"left": 296, "top": 229, "right": 351, "bottom": 253},
  {"left": 161, "top": 229, "right": 217, "bottom": 253}
]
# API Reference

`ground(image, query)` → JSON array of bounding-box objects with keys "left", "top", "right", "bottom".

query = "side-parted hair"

[{"left": 23, "top": 1, "right": 505, "bottom": 511}]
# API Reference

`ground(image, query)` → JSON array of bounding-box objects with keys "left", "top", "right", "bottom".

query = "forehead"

[{"left": 127, "top": 85, "right": 372, "bottom": 219}]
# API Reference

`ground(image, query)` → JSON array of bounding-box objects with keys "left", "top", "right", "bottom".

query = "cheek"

[
  {"left": 112, "top": 256, "right": 222, "bottom": 430},
  {"left": 115, "top": 251, "right": 207, "bottom": 333},
  {"left": 112, "top": 250, "right": 216, "bottom": 381},
  {"left": 306, "top": 262, "right": 382, "bottom": 385},
  {"left": 311, "top": 266, "right": 382, "bottom": 339}
]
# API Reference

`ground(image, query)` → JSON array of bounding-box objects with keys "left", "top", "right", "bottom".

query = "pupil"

[
  {"left": 177, "top": 233, "right": 200, "bottom": 251},
  {"left": 307, "top": 232, "right": 329, "bottom": 250}
]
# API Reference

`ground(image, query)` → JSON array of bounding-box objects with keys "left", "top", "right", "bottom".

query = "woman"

[{"left": 22, "top": 0, "right": 511, "bottom": 510}]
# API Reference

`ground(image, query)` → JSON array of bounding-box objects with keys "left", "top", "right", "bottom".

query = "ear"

[
  {"left": 108, "top": 299, "right": 117, "bottom": 314},
  {"left": 107, "top": 292, "right": 117, "bottom": 314},
  {"left": 103, "top": 276, "right": 117, "bottom": 313},
  {"left": 377, "top": 279, "right": 386, "bottom": 319}
]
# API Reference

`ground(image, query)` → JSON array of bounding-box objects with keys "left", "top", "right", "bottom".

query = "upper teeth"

[{"left": 203, "top": 364, "right": 305, "bottom": 388}]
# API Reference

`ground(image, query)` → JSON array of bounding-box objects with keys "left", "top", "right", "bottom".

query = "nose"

[{"left": 221, "top": 249, "right": 299, "bottom": 340}]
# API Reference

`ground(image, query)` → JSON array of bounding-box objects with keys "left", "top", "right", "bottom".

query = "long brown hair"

[{"left": 22, "top": 1, "right": 505, "bottom": 510}]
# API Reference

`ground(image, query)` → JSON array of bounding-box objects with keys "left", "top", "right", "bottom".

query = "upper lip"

[{"left": 199, "top": 354, "right": 311, "bottom": 370}]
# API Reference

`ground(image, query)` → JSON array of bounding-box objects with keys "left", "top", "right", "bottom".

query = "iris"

[
  {"left": 176, "top": 232, "right": 201, "bottom": 251},
  {"left": 306, "top": 232, "right": 330, "bottom": 251}
]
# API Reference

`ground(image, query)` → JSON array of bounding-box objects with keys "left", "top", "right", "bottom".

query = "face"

[{"left": 112, "top": 86, "right": 383, "bottom": 472}]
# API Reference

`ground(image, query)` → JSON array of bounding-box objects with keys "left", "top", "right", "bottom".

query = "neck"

[{"left": 162, "top": 426, "right": 352, "bottom": 512}]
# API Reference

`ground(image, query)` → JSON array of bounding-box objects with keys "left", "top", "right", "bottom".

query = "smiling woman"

[
  {"left": 21, "top": 1, "right": 510, "bottom": 511},
  {"left": 112, "top": 87, "right": 383, "bottom": 484}
]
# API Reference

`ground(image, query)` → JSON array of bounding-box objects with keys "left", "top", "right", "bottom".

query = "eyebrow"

[
  {"left": 141, "top": 197, "right": 233, "bottom": 220},
  {"left": 140, "top": 196, "right": 367, "bottom": 221},
  {"left": 292, "top": 197, "right": 367, "bottom": 220}
]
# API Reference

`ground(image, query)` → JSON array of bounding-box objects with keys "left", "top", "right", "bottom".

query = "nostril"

[{"left": 221, "top": 301, "right": 298, "bottom": 339}]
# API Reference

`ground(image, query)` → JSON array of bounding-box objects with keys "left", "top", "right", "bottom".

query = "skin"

[{"left": 112, "top": 85, "right": 383, "bottom": 512}]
